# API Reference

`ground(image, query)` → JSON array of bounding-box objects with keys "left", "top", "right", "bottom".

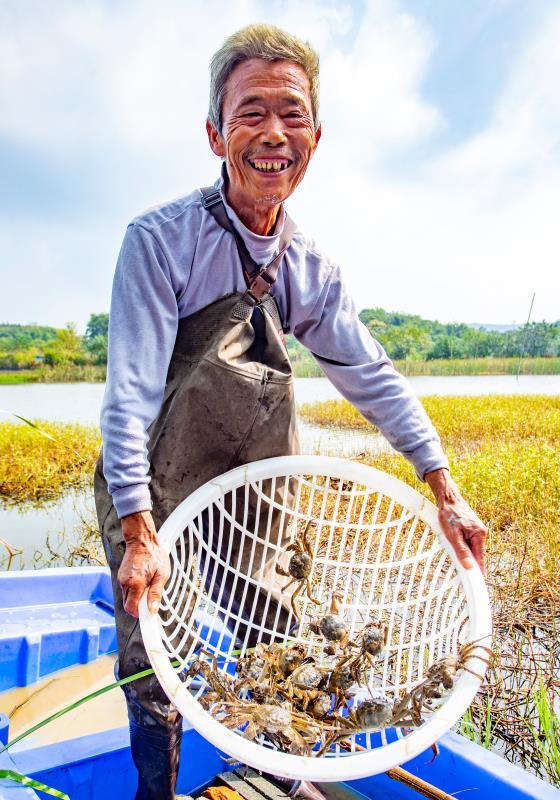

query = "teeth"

[{"left": 250, "top": 160, "right": 288, "bottom": 172}]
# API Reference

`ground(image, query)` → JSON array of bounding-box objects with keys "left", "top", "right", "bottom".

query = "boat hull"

[{"left": 1, "top": 724, "right": 558, "bottom": 800}]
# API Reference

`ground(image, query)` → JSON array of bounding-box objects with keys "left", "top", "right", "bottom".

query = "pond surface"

[
  {"left": 1, "top": 374, "right": 558, "bottom": 569},
  {"left": 0, "top": 490, "right": 99, "bottom": 571},
  {"left": 1, "top": 374, "right": 559, "bottom": 427}
]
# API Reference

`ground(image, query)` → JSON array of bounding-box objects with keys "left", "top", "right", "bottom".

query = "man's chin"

[
  {"left": 257, "top": 192, "right": 283, "bottom": 206},
  {"left": 252, "top": 177, "right": 296, "bottom": 204}
]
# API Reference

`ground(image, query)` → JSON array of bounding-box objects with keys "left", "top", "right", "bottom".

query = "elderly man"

[{"left": 94, "top": 23, "right": 487, "bottom": 800}]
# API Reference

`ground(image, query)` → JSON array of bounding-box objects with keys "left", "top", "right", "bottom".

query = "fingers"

[
  {"left": 461, "top": 515, "right": 488, "bottom": 575},
  {"left": 117, "top": 537, "right": 170, "bottom": 618},
  {"left": 438, "top": 501, "right": 488, "bottom": 576},
  {"left": 121, "top": 581, "right": 144, "bottom": 618},
  {"left": 469, "top": 532, "right": 487, "bottom": 576},
  {"left": 442, "top": 524, "right": 475, "bottom": 571},
  {"left": 147, "top": 569, "right": 168, "bottom": 615}
]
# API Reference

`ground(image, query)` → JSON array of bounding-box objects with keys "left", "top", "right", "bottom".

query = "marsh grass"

[
  {"left": 393, "top": 357, "right": 560, "bottom": 376},
  {"left": 0, "top": 536, "right": 23, "bottom": 570},
  {"left": 32, "top": 492, "right": 106, "bottom": 568},
  {"left": 530, "top": 678, "right": 560, "bottom": 785},
  {"left": 1, "top": 358, "right": 559, "bottom": 384},
  {"left": 300, "top": 394, "right": 560, "bottom": 443},
  {"left": 0, "top": 364, "right": 106, "bottom": 384},
  {"left": 300, "top": 394, "right": 560, "bottom": 784},
  {"left": 0, "top": 420, "right": 101, "bottom": 505}
]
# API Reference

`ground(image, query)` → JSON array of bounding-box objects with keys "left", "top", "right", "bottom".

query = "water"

[
  {"left": 1, "top": 374, "right": 558, "bottom": 427},
  {"left": 0, "top": 490, "right": 97, "bottom": 570},
  {"left": 1, "top": 374, "right": 558, "bottom": 569}
]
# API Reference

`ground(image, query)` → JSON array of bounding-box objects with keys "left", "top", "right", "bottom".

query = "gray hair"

[{"left": 208, "top": 23, "right": 320, "bottom": 133}]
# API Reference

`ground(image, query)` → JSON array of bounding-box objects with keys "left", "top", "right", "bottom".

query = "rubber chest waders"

[{"left": 93, "top": 186, "right": 300, "bottom": 800}]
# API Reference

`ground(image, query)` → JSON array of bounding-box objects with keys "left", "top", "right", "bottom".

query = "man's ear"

[
  {"left": 206, "top": 120, "right": 225, "bottom": 158},
  {"left": 313, "top": 123, "right": 322, "bottom": 151}
]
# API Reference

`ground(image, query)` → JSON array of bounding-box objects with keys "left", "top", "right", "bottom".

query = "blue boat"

[
  {"left": 0, "top": 568, "right": 117, "bottom": 692},
  {"left": 1, "top": 568, "right": 558, "bottom": 800}
]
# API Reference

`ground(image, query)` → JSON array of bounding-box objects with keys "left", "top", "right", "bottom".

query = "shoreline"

[{"left": 2, "top": 355, "right": 560, "bottom": 384}]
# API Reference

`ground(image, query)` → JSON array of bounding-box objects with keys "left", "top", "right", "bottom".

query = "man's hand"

[
  {"left": 118, "top": 510, "right": 170, "bottom": 617},
  {"left": 425, "top": 468, "right": 487, "bottom": 575}
]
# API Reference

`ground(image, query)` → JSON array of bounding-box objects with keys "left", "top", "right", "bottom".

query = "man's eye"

[{"left": 243, "top": 112, "right": 262, "bottom": 118}]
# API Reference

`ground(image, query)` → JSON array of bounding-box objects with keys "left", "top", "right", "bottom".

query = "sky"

[{"left": 1, "top": 0, "right": 558, "bottom": 333}]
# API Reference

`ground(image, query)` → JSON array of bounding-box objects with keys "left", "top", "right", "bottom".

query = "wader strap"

[{"left": 200, "top": 184, "right": 296, "bottom": 305}]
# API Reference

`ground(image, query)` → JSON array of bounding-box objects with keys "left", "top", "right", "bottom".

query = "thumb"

[{"left": 147, "top": 571, "right": 167, "bottom": 615}]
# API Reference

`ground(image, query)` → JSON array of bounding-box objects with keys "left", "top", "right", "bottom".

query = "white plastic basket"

[{"left": 140, "top": 455, "right": 492, "bottom": 781}]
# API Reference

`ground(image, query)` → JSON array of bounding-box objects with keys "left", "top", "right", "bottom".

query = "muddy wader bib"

[{"left": 94, "top": 185, "right": 300, "bottom": 800}]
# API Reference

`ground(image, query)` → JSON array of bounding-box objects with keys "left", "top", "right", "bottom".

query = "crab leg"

[{"left": 305, "top": 579, "right": 321, "bottom": 605}]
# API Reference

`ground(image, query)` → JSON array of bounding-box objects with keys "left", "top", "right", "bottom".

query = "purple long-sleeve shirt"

[{"left": 101, "top": 171, "right": 448, "bottom": 519}]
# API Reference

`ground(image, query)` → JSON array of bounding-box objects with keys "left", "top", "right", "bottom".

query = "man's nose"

[{"left": 261, "top": 114, "right": 287, "bottom": 145}]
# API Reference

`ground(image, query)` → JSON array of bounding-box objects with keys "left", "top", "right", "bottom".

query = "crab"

[
  {"left": 212, "top": 699, "right": 324, "bottom": 755},
  {"left": 390, "top": 639, "right": 493, "bottom": 728},
  {"left": 185, "top": 650, "right": 238, "bottom": 707},
  {"left": 343, "top": 619, "right": 388, "bottom": 683},
  {"left": 310, "top": 592, "right": 350, "bottom": 651},
  {"left": 282, "top": 659, "right": 324, "bottom": 706},
  {"left": 276, "top": 642, "right": 309, "bottom": 678},
  {"left": 323, "top": 655, "right": 357, "bottom": 711},
  {"left": 235, "top": 647, "right": 267, "bottom": 686},
  {"left": 276, "top": 521, "right": 321, "bottom": 621},
  {"left": 318, "top": 694, "right": 394, "bottom": 755},
  {"left": 306, "top": 690, "right": 333, "bottom": 720}
]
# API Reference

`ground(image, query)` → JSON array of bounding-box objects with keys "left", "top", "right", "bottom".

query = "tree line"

[
  {"left": 0, "top": 315, "right": 108, "bottom": 369},
  {"left": 1, "top": 309, "right": 559, "bottom": 371},
  {"left": 360, "top": 308, "right": 560, "bottom": 361}
]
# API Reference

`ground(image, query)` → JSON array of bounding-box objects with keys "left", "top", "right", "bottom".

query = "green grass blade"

[
  {"left": 0, "top": 664, "right": 160, "bottom": 755},
  {"left": 0, "top": 408, "right": 85, "bottom": 460},
  {"left": 0, "top": 409, "right": 59, "bottom": 443},
  {"left": 0, "top": 645, "right": 250, "bottom": 756},
  {"left": 0, "top": 769, "right": 70, "bottom": 799}
]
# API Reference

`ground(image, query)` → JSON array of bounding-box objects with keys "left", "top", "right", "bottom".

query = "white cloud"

[
  {"left": 290, "top": 1, "right": 560, "bottom": 324},
  {"left": 319, "top": 0, "right": 442, "bottom": 160},
  {"left": 1, "top": 0, "right": 559, "bottom": 327}
]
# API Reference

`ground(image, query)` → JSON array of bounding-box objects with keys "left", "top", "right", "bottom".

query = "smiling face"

[{"left": 206, "top": 57, "right": 321, "bottom": 233}]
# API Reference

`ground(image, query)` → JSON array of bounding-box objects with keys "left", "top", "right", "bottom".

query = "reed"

[
  {"left": 0, "top": 421, "right": 101, "bottom": 505},
  {"left": 2, "top": 357, "right": 559, "bottom": 383},
  {"left": 0, "top": 364, "right": 106, "bottom": 384},
  {"left": 393, "top": 357, "right": 560, "bottom": 376},
  {"left": 529, "top": 678, "right": 560, "bottom": 785},
  {"left": 300, "top": 394, "right": 560, "bottom": 444},
  {"left": 31, "top": 492, "right": 106, "bottom": 568}
]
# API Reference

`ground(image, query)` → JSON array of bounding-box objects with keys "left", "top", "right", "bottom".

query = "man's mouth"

[{"left": 247, "top": 158, "right": 293, "bottom": 173}]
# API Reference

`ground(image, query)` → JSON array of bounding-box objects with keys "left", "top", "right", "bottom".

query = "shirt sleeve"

[
  {"left": 100, "top": 223, "right": 178, "bottom": 518},
  {"left": 292, "top": 264, "right": 449, "bottom": 480}
]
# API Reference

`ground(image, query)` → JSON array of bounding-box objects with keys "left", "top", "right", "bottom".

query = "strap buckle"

[
  {"left": 200, "top": 188, "right": 222, "bottom": 209},
  {"left": 246, "top": 269, "right": 274, "bottom": 303}
]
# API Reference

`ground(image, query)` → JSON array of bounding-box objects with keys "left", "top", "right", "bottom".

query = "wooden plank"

[
  {"left": 217, "top": 771, "right": 267, "bottom": 800},
  {"left": 238, "top": 769, "right": 291, "bottom": 800},
  {"left": 216, "top": 769, "right": 291, "bottom": 800}
]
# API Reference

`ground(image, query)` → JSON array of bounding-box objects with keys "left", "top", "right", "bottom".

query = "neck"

[{"left": 225, "top": 184, "right": 281, "bottom": 236}]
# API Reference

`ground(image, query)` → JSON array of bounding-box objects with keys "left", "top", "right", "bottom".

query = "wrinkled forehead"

[{"left": 223, "top": 57, "right": 312, "bottom": 111}]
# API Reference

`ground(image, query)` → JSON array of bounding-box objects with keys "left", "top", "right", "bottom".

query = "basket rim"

[{"left": 140, "top": 455, "right": 492, "bottom": 781}]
